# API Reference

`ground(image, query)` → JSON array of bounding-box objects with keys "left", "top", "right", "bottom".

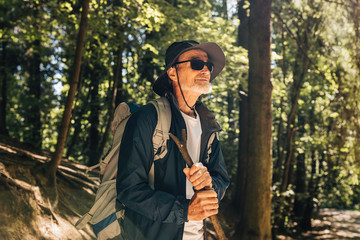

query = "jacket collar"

[{"left": 165, "top": 92, "right": 221, "bottom": 133}]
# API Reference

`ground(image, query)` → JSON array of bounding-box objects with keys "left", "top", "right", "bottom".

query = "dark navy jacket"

[{"left": 116, "top": 94, "right": 229, "bottom": 240}]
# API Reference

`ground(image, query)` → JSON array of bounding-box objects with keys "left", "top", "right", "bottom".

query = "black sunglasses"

[{"left": 173, "top": 59, "right": 214, "bottom": 73}]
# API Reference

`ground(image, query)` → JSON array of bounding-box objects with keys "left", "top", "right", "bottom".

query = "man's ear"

[{"left": 167, "top": 66, "right": 177, "bottom": 82}]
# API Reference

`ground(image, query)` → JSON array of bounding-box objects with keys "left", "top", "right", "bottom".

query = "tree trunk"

[
  {"left": 65, "top": 88, "right": 90, "bottom": 159},
  {"left": 87, "top": 55, "right": 101, "bottom": 167},
  {"left": 65, "top": 59, "right": 88, "bottom": 159},
  {"left": 280, "top": 128, "right": 295, "bottom": 193},
  {"left": 273, "top": 96, "right": 284, "bottom": 183},
  {"left": 240, "top": 0, "right": 272, "bottom": 239},
  {"left": 301, "top": 105, "right": 317, "bottom": 231},
  {"left": 227, "top": 89, "right": 235, "bottom": 141},
  {"left": 98, "top": 45, "right": 124, "bottom": 162},
  {"left": 301, "top": 149, "right": 315, "bottom": 231},
  {"left": 47, "top": 0, "right": 89, "bottom": 182},
  {"left": 222, "top": 0, "right": 228, "bottom": 19},
  {"left": 273, "top": 26, "right": 287, "bottom": 184},
  {"left": 139, "top": 32, "right": 160, "bottom": 86},
  {"left": 0, "top": 41, "right": 8, "bottom": 136},
  {"left": 293, "top": 152, "right": 306, "bottom": 221},
  {"left": 237, "top": 0, "right": 249, "bottom": 50},
  {"left": 20, "top": 3, "right": 42, "bottom": 147},
  {"left": 349, "top": 0, "right": 360, "bottom": 72},
  {"left": 234, "top": 89, "right": 248, "bottom": 225},
  {"left": 24, "top": 37, "right": 42, "bottom": 148}
]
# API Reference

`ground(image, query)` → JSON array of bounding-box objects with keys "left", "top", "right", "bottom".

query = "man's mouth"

[{"left": 196, "top": 78, "right": 209, "bottom": 82}]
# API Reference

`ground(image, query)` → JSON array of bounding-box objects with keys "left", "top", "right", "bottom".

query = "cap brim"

[{"left": 153, "top": 42, "right": 225, "bottom": 96}]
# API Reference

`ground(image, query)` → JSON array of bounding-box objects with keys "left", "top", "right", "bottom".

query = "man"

[{"left": 116, "top": 40, "right": 229, "bottom": 240}]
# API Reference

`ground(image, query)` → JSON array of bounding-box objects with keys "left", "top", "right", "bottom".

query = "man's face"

[{"left": 174, "top": 49, "right": 212, "bottom": 94}]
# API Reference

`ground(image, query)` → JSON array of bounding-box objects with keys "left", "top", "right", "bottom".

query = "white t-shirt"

[{"left": 180, "top": 110, "right": 204, "bottom": 240}]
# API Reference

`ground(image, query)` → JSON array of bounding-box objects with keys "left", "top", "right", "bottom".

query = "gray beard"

[{"left": 182, "top": 83, "right": 212, "bottom": 94}]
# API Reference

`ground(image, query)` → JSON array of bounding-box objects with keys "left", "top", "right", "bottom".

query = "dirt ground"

[
  {"left": 0, "top": 135, "right": 97, "bottom": 240},
  {"left": 279, "top": 208, "right": 360, "bottom": 240}
]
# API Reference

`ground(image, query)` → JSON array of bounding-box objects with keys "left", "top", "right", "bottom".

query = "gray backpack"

[{"left": 75, "top": 97, "right": 171, "bottom": 240}]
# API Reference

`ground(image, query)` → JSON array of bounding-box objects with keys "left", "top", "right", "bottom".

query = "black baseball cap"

[{"left": 153, "top": 40, "right": 226, "bottom": 96}]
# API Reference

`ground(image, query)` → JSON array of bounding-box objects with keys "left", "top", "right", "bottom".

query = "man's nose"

[{"left": 201, "top": 65, "right": 211, "bottom": 74}]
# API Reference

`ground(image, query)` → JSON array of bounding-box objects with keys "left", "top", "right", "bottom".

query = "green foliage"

[{"left": 271, "top": 0, "right": 360, "bottom": 232}]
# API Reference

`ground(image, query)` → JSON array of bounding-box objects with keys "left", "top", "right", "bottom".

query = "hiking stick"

[{"left": 169, "top": 129, "right": 227, "bottom": 240}]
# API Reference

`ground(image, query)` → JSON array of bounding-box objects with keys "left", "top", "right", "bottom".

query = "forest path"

[
  {"left": 278, "top": 208, "right": 360, "bottom": 240},
  {"left": 302, "top": 208, "right": 360, "bottom": 239}
]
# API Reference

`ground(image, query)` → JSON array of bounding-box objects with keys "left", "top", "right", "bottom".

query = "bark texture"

[{"left": 240, "top": 0, "right": 273, "bottom": 239}]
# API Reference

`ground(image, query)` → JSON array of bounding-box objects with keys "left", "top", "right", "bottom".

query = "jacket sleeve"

[
  {"left": 116, "top": 104, "right": 189, "bottom": 224},
  {"left": 205, "top": 136, "right": 230, "bottom": 201}
]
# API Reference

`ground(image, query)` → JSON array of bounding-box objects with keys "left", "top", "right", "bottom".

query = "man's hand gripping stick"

[{"left": 169, "top": 129, "right": 227, "bottom": 240}]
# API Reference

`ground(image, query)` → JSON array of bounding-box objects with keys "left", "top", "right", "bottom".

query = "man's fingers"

[
  {"left": 204, "top": 208, "right": 218, "bottom": 216},
  {"left": 189, "top": 166, "right": 210, "bottom": 183},
  {"left": 193, "top": 178, "right": 212, "bottom": 191},
  {"left": 196, "top": 189, "right": 218, "bottom": 198},
  {"left": 185, "top": 165, "right": 213, "bottom": 190},
  {"left": 189, "top": 162, "right": 204, "bottom": 175},
  {"left": 184, "top": 167, "right": 204, "bottom": 180},
  {"left": 198, "top": 203, "right": 219, "bottom": 217},
  {"left": 199, "top": 198, "right": 219, "bottom": 206},
  {"left": 183, "top": 168, "right": 190, "bottom": 179},
  {"left": 189, "top": 169, "right": 208, "bottom": 182},
  {"left": 204, "top": 203, "right": 219, "bottom": 210},
  {"left": 190, "top": 172, "right": 212, "bottom": 190},
  {"left": 188, "top": 190, "right": 219, "bottom": 221}
]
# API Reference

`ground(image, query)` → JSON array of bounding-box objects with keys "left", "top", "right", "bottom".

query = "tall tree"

[
  {"left": 87, "top": 51, "right": 102, "bottom": 167},
  {"left": 234, "top": 0, "right": 250, "bottom": 221},
  {"left": 0, "top": 41, "right": 8, "bottom": 136},
  {"left": 237, "top": 0, "right": 249, "bottom": 50},
  {"left": 239, "top": 0, "right": 273, "bottom": 239},
  {"left": 45, "top": 0, "right": 90, "bottom": 186},
  {"left": 98, "top": 41, "right": 125, "bottom": 162},
  {"left": 22, "top": 4, "right": 43, "bottom": 148},
  {"left": 234, "top": 90, "right": 248, "bottom": 220}
]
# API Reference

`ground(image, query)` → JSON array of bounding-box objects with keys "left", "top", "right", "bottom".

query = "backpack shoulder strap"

[
  {"left": 148, "top": 97, "right": 171, "bottom": 189},
  {"left": 151, "top": 97, "right": 171, "bottom": 158},
  {"left": 205, "top": 132, "right": 219, "bottom": 164}
]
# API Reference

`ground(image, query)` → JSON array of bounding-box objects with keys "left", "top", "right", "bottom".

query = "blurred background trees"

[
  {"left": 270, "top": 0, "right": 360, "bottom": 235},
  {"left": 1, "top": 0, "right": 360, "bottom": 238}
]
